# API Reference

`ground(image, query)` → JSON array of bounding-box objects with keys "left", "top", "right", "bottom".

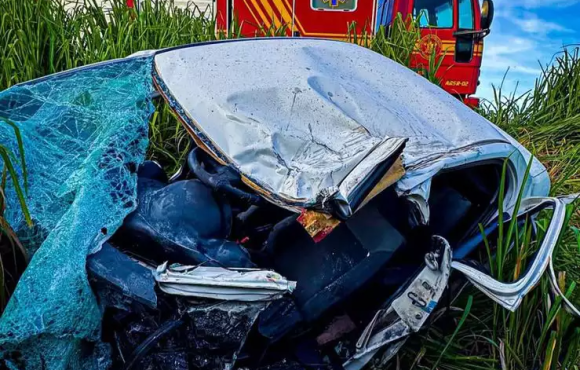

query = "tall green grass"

[
  {"left": 481, "top": 48, "right": 580, "bottom": 195},
  {"left": 0, "top": 0, "right": 219, "bottom": 87},
  {"left": 397, "top": 48, "right": 580, "bottom": 370},
  {"left": 482, "top": 48, "right": 580, "bottom": 303},
  {"left": 0, "top": 121, "right": 30, "bottom": 314},
  {"left": 349, "top": 14, "right": 420, "bottom": 67}
]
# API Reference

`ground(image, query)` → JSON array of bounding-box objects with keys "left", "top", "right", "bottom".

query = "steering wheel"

[{"left": 187, "top": 148, "right": 263, "bottom": 205}]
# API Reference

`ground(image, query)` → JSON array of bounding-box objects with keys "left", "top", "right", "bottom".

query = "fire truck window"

[
  {"left": 311, "top": 0, "right": 357, "bottom": 11},
  {"left": 413, "top": 0, "right": 454, "bottom": 28},
  {"left": 458, "top": 0, "right": 475, "bottom": 29},
  {"left": 376, "top": 0, "right": 395, "bottom": 29},
  {"left": 456, "top": 38, "right": 474, "bottom": 63}
]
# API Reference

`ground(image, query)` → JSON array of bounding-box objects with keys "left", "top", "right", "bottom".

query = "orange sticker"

[{"left": 297, "top": 209, "right": 341, "bottom": 243}]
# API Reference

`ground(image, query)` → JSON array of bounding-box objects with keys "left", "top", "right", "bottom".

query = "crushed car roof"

[{"left": 152, "top": 38, "right": 546, "bottom": 214}]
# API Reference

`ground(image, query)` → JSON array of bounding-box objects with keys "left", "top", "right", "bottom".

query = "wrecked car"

[{"left": 0, "top": 38, "right": 574, "bottom": 370}]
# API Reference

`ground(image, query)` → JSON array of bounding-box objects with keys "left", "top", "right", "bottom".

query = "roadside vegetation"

[
  {"left": 397, "top": 48, "right": 580, "bottom": 370},
  {"left": 0, "top": 0, "right": 578, "bottom": 368},
  {"left": 0, "top": 120, "right": 30, "bottom": 314}
]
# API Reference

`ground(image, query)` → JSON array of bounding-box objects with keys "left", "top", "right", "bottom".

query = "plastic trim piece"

[{"left": 344, "top": 236, "right": 452, "bottom": 370}]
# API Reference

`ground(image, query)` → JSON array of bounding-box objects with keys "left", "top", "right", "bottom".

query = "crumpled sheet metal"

[
  {"left": 152, "top": 39, "right": 549, "bottom": 213},
  {"left": 395, "top": 140, "right": 551, "bottom": 226},
  {"left": 153, "top": 39, "right": 511, "bottom": 210},
  {"left": 155, "top": 263, "right": 297, "bottom": 301},
  {"left": 0, "top": 57, "right": 154, "bottom": 369}
]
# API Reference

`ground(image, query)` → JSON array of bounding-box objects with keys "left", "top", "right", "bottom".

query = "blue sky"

[{"left": 478, "top": 0, "right": 580, "bottom": 101}]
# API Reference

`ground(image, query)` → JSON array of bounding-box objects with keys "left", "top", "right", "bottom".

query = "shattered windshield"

[{"left": 0, "top": 57, "right": 154, "bottom": 369}]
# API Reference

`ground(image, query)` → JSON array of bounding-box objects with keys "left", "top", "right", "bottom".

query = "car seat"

[
  {"left": 113, "top": 161, "right": 254, "bottom": 268},
  {"left": 258, "top": 188, "right": 407, "bottom": 342}
]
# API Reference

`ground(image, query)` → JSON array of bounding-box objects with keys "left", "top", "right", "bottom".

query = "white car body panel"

[{"left": 152, "top": 39, "right": 549, "bottom": 215}]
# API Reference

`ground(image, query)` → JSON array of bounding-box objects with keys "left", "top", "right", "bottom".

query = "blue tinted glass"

[
  {"left": 375, "top": 0, "right": 395, "bottom": 31},
  {"left": 459, "top": 0, "right": 474, "bottom": 29},
  {"left": 418, "top": 12, "right": 430, "bottom": 27},
  {"left": 413, "top": 0, "right": 454, "bottom": 28}
]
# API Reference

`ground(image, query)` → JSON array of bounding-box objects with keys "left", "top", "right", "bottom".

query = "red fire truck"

[
  {"left": 213, "top": 0, "right": 494, "bottom": 106},
  {"left": 127, "top": 0, "right": 494, "bottom": 106}
]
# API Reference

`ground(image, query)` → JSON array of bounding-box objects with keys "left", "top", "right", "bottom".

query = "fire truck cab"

[{"left": 214, "top": 0, "right": 495, "bottom": 106}]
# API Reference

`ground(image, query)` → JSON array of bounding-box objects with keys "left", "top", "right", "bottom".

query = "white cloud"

[
  {"left": 482, "top": 36, "right": 542, "bottom": 75},
  {"left": 483, "top": 55, "right": 541, "bottom": 75},
  {"left": 474, "top": 0, "right": 580, "bottom": 103},
  {"left": 491, "top": 0, "right": 580, "bottom": 9},
  {"left": 475, "top": 2, "right": 577, "bottom": 101},
  {"left": 485, "top": 37, "right": 535, "bottom": 56},
  {"left": 520, "top": 0, "right": 580, "bottom": 8},
  {"left": 512, "top": 13, "right": 572, "bottom": 35}
]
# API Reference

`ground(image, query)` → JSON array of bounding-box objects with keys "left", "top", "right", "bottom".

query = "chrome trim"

[
  {"left": 168, "top": 162, "right": 185, "bottom": 183},
  {"left": 451, "top": 197, "right": 567, "bottom": 312},
  {"left": 548, "top": 259, "right": 580, "bottom": 318},
  {"left": 547, "top": 193, "right": 580, "bottom": 317}
]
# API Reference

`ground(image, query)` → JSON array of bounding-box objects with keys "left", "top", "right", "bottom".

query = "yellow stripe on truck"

[
  {"left": 243, "top": 0, "right": 264, "bottom": 25},
  {"left": 249, "top": 0, "right": 272, "bottom": 29},
  {"left": 272, "top": 0, "right": 293, "bottom": 25},
  {"left": 257, "top": 0, "right": 282, "bottom": 29}
]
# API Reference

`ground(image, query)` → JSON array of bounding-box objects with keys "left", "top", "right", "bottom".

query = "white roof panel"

[{"left": 153, "top": 38, "right": 511, "bottom": 213}]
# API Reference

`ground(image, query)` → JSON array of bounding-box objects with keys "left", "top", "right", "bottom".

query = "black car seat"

[
  {"left": 258, "top": 188, "right": 407, "bottom": 341},
  {"left": 113, "top": 161, "right": 254, "bottom": 268}
]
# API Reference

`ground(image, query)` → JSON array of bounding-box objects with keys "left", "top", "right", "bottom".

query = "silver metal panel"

[
  {"left": 451, "top": 196, "right": 567, "bottom": 311},
  {"left": 155, "top": 263, "right": 296, "bottom": 301},
  {"left": 153, "top": 39, "right": 545, "bottom": 210}
]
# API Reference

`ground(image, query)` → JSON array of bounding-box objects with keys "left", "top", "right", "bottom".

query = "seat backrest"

[{"left": 267, "top": 191, "right": 406, "bottom": 323}]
